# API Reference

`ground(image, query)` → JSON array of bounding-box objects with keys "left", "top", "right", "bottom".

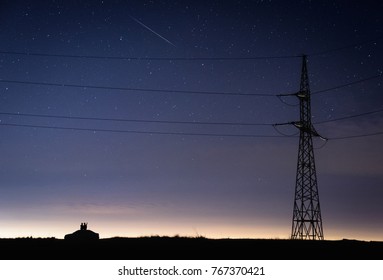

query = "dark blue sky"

[{"left": 0, "top": 0, "right": 382, "bottom": 240}]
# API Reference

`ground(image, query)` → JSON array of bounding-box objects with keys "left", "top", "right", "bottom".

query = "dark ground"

[{"left": 1, "top": 237, "right": 382, "bottom": 260}]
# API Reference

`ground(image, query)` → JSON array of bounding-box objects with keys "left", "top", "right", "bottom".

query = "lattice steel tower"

[{"left": 291, "top": 55, "right": 324, "bottom": 240}]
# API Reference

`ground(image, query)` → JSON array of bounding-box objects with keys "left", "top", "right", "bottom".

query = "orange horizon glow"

[{"left": 1, "top": 218, "right": 382, "bottom": 242}]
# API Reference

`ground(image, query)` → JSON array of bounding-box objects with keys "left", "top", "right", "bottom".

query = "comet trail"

[{"left": 129, "top": 15, "right": 176, "bottom": 47}]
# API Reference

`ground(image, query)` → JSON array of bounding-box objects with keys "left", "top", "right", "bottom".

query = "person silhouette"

[{"left": 80, "top": 222, "right": 87, "bottom": 230}]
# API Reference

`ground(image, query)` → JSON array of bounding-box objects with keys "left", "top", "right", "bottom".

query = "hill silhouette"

[
  {"left": 64, "top": 223, "right": 99, "bottom": 241},
  {"left": 0, "top": 236, "right": 382, "bottom": 260}
]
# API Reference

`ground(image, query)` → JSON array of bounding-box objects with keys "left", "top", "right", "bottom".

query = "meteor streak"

[{"left": 130, "top": 15, "right": 176, "bottom": 47}]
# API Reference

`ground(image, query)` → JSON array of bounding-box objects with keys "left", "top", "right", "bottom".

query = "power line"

[
  {"left": 1, "top": 120, "right": 382, "bottom": 140},
  {"left": 273, "top": 122, "right": 383, "bottom": 141},
  {"left": 0, "top": 50, "right": 301, "bottom": 61},
  {"left": 278, "top": 74, "right": 382, "bottom": 97},
  {"left": 0, "top": 79, "right": 275, "bottom": 97},
  {"left": 0, "top": 36, "right": 380, "bottom": 62},
  {"left": 1, "top": 107, "right": 381, "bottom": 128},
  {"left": 2, "top": 73, "right": 381, "bottom": 98},
  {"left": 315, "top": 108, "right": 383, "bottom": 124},
  {"left": 329, "top": 131, "right": 383, "bottom": 140},
  {"left": 0, "top": 122, "right": 287, "bottom": 138},
  {"left": 316, "top": 108, "right": 383, "bottom": 140},
  {"left": 308, "top": 35, "right": 383, "bottom": 57},
  {"left": 311, "top": 74, "right": 382, "bottom": 95},
  {"left": 0, "top": 112, "right": 273, "bottom": 126}
]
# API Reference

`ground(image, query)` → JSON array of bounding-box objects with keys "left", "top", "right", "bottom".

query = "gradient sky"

[{"left": 0, "top": 0, "right": 382, "bottom": 240}]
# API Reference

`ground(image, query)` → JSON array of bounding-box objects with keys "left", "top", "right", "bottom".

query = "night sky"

[{"left": 0, "top": 0, "right": 382, "bottom": 240}]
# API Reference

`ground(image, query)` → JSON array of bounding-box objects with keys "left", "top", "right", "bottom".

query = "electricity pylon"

[{"left": 290, "top": 55, "right": 324, "bottom": 240}]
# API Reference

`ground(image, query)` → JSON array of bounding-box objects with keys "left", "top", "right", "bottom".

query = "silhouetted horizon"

[{"left": 1, "top": 235, "right": 383, "bottom": 260}]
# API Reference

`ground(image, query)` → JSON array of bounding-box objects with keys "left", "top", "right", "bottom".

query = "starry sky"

[{"left": 0, "top": 0, "right": 382, "bottom": 240}]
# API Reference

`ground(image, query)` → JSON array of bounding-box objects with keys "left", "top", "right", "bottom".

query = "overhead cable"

[
  {"left": 329, "top": 131, "right": 383, "bottom": 140},
  {"left": 0, "top": 79, "right": 274, "bottom": 97},
  {"left": 308, "top": 35, "right": 383, "bottom": 57},
  {"left": 277, "top": 74, "right": 382, "bottom": 98},
  {"left": 0, "top": 112, "right": 274, "bottom": 126},
  {"left": 2, "top": 73, "right": 381, "bottom": 98},
  {"left": 0, "top": 122, "right": 288, "bottom": 138},
  {"left": 315, "top": 108, "right": 383, "bottom": 124},
  {"left": 311, "top": 74, "right": 382, "bottom": 95},
  {"left": 0, "top": 36, "right": 380, "bottom": 61},
  {"left": 1, "top": 107, "right": 381, "bottom": 127},
  {"left": 0, "top": 121, "right": 382, "bottom": 140},
  {"left": 0, "top": 50, "right": 301, "bottom": 61}
]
